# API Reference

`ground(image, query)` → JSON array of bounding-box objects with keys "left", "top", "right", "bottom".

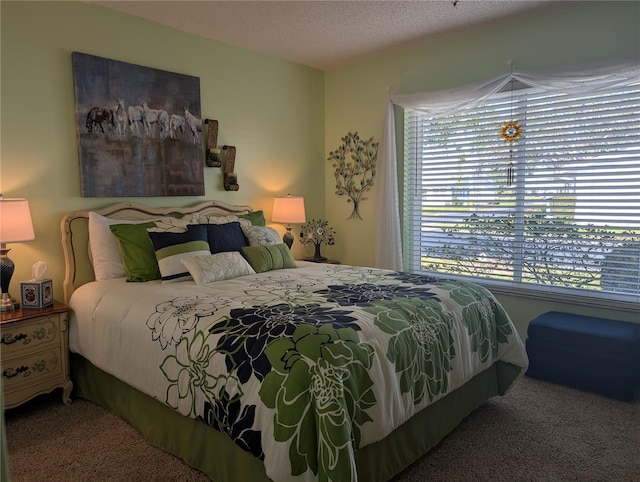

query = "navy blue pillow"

[
  {"left": 148, "top": 224, "right": 210, "bottom": 282},
  {"left": 191, "top": 222, "right": 249, "bottom": 254}
]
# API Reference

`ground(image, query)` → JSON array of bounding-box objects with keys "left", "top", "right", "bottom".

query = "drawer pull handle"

[
  {"left": 2, "top": 366, "right": 29, "bottom": 379},
  {"left": 1, "top": 333, "right": 28, "bottom": 345}
]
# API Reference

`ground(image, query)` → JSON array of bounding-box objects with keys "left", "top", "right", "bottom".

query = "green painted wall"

[
  {"left": 324, "top": 1, "right": 640, "bottom": 335},
  {"left": 0, "top": 1, "right": 324, "bottom": 299}
]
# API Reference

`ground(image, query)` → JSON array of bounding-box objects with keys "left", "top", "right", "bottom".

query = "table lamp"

[
  {"left": 0, "top": 196, "right": 35, "bottom": 311},
  {"left": 272, "top": 194, "right": 306, "bottom": 248}
]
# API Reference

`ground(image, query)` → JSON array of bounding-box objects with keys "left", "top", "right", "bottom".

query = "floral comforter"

[{"left": 69, "top": 263, "right": 528, "bottom": 482}]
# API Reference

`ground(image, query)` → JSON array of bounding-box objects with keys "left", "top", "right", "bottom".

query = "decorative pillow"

[
  {"left": 147, "top": 215, "right": 252, "bottom": 234},
  {"left": 241, "top": 244, "right": 297, "bottom": 273},
  {"left": 147, "top": 217, "right": 191, "bottom": 233},
  {"left": 185, "top": 213, "right": 251, "bottom": 228},
  {"left": 109, "top": 222, "right": 161, "bottom": 282},
  {"left": 241, "top": 225, "right": 281, "bottom": 246},
  {"left": 238, "top": 210, "right": 266, "bottom": 226},
  {"left": 148, "top": 225, "right": 210, "bottom": 283},
  {"left": 181, "top": 252, "right": 256, "bottom": 284},
  {"left": 197, "top": 222, "right": 249, "bottom": 254},
  {"left": 89, "top": 212, "right": 153, "bottom": 280}
]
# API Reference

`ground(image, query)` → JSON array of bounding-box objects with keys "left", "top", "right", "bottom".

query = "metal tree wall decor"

[{"left": 328, "top": 131, "right": 379, "bottom": 220}]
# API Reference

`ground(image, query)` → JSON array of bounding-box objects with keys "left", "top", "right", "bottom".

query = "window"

[{"left": 403, "top": 81, "right": 640, "bottom": 306}]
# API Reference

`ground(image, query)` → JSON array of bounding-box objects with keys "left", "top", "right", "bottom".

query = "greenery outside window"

[{"left": 403, "top": 81, "right": 640, "bottom": 306}]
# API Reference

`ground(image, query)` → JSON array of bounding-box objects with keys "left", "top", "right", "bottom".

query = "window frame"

[{"left": 402, "top": 81, "right": 640, "bottom": 311}]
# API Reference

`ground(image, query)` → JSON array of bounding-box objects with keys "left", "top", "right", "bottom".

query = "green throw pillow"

[
  {"left": 241, "top": 243, "right": 296, "bottom": 273},
  {"left": 109, "top": 222, "right": 161, "bottom": 282},
  {"left": 238, "top": 210, "right": 266, "bottom": 226}
]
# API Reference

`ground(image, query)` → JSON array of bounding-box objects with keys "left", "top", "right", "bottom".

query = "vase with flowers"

[{"left": 299, "top": 219, "right": 335, "bottom": 261}]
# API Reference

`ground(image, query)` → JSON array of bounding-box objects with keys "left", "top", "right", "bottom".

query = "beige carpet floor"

[{"left": 4, "top": 376, "right": 639, "bottom": 481}]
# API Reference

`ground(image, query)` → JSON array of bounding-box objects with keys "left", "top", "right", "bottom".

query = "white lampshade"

[
  {"left": 0, "top": 198, "right": 35, "bottom": 244},
  {"left": 272, "top": 195, "right": 306, "bottom": 224}
]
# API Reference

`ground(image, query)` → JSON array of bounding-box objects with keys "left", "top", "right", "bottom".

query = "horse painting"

[{"left": 72, "top": 51, "right": 203, "bottom": 197}]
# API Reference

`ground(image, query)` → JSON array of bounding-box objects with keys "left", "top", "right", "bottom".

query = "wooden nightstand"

[
  {"left": 302, "top": 257, "right": 341, "bottom": 264},
  {"left": 1, "top": 301, "right": 72, "bottom": 409}
]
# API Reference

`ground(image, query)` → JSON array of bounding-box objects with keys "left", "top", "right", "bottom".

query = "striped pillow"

[
  {"left": 241, "top": 243, "right": 297, "bottom": 273},
  {"left": 148, "top": 225, "right": 210, "bottom": 283}
]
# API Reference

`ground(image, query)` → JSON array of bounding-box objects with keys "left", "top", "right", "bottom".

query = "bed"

[{"left": 61, "top": 200, "right": 528, "bottom": 482}]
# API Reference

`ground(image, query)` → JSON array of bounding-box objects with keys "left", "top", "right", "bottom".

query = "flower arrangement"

[{"left": 299, "top": 219, "right": 335, "bottom": 261}]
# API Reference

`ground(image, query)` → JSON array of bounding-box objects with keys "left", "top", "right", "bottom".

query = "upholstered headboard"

[{"left": 60, "top": 200, "right": 253, "bottom": 303}]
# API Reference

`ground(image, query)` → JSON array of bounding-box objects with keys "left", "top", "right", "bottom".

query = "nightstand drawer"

[
  {"left": 0, "top": 315, "right": 61, "bottom": 358},
  {"left": 1, "top": 347, "right": 62, "bottom": 391}
]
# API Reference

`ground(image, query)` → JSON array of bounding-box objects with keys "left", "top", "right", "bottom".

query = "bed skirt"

[{"left": 70, "top": 354, "right": 520, "bottom": 481}]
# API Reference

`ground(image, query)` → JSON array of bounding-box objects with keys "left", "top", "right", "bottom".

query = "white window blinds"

[{"left": 404, "top": 81, "right": 640, "bottom": 304}]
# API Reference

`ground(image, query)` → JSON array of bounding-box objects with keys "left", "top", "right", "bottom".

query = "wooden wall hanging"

[
  {"left": 223, "top": 145, "right": 239, "bottom": 191},
  {"left": 204, "top": 119, "right": 221, "bottom": 167}
]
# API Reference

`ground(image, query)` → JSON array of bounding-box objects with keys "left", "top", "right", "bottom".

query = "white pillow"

[
  {"left": 181, "top": 252, "right": 256, "bottom": 284},
  {"left": 89, "top": 212, "right": 185, "bottom": 280},
  {"left": 89, "top": 212, "right": 150, "bottom": 281},
  {"left": 241, "top": 225, "right": 281, "bottom": 246}
]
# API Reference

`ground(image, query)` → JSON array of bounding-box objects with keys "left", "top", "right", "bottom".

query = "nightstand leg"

[{"left": 62, "top": 379, "right": 73, "bottom": 405}]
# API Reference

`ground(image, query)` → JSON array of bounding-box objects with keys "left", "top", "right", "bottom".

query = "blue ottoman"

[{"left": 525, "top": 311, "right": 640, "bottom": 401}]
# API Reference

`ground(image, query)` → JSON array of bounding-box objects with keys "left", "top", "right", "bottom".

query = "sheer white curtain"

[{"left": 374, "top": 60, "right": 640, "bottom": 270}]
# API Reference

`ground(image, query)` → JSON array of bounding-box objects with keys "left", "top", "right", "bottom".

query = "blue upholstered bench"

[{"left": 525, "top": 311, "right": 640, "bottom": 401}]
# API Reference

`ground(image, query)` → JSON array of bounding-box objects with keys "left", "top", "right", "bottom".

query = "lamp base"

[
  {"left": 1, "top": 247, "right": 18, "bottom": 311},
  {"left": 282, "top": 227, "right": 294, "bottom": 249},
  {"left": 1, "top": 293, "right": 19, "bottom": 311}
]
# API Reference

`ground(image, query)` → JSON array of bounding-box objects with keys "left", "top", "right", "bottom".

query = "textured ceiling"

[{"left": 92, "top": 0, "right": 554, "bottom": 70}]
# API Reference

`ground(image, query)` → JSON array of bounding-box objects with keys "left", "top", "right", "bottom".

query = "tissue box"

[{"left": 20, "top": 279, "right": 54, "bottom": 308}]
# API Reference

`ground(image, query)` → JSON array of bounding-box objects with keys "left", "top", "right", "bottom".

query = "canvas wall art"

[{"left": 72, "top": 52, "right": 204, "bottom": 197}]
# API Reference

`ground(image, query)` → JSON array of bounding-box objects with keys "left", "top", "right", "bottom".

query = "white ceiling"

[{"left": 91, "top": 0, "right": 554, "bottom": 70}]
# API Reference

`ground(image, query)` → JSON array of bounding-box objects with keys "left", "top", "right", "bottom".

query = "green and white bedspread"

[{"left": 69, "top": 263, "right": 528, "bottom": 481}]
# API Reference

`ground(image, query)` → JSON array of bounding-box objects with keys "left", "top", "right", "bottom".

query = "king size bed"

[{"left": 61, "top": 200, "right": 528, "bottom": 482}]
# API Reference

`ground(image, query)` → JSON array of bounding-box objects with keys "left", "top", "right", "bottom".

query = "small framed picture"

[{"left": 20, "top": 279, "right": 54, "bottom": 308}]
